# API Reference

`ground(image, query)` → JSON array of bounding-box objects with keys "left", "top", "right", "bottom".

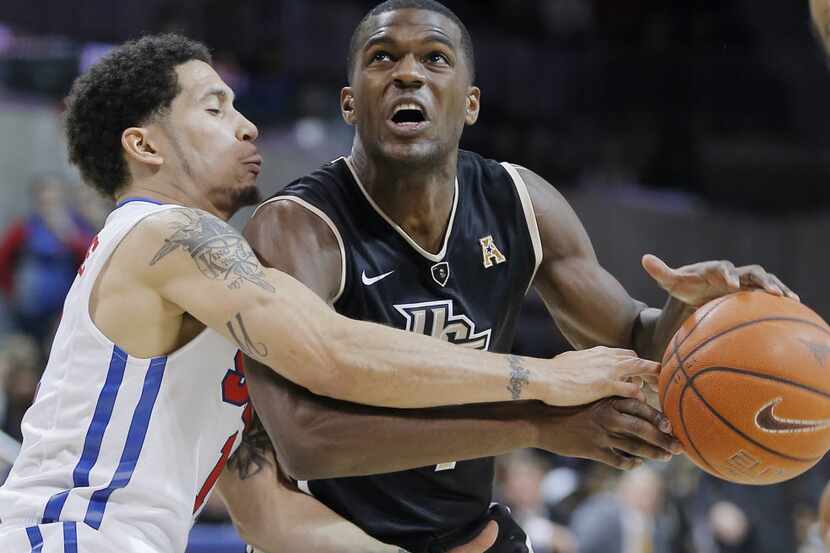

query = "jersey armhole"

[
  {"left": 84, "top": 204, "right": 185, "bottom": 352},
  {"left": 252, "top": 196, "right": 347, "bottom": 304},
  {"left": 500, "top": 162, "right": 543, "bottom": 294}
]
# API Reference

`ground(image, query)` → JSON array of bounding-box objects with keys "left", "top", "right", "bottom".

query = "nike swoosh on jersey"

[
  {"left": 361, "top": 270, "right": 395, "bottom": 286},
  {"left": 755, "top": 397, "right": 830, "bottom": 433}
]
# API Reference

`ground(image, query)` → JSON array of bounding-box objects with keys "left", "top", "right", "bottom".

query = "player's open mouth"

[{"left": 387, "top": 102, "right": 430, "bottom": 134}]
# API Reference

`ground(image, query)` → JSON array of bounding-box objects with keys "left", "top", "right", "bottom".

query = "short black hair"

[
  {"left": 65, "top": 33, "right": 212, "bottom": 198},
  {"left": 347, "top": 0, "right": 475, "bottom": 83}
]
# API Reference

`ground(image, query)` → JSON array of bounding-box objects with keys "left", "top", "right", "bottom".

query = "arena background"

[{"left": 0, "top": 1, "right": 829, "bottom": 552}]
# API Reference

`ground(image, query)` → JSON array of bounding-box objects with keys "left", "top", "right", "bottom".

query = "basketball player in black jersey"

[{"left": 240, "top": 1, "right": 794, "bottom": 551}]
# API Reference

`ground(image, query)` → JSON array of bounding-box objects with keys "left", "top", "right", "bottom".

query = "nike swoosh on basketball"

[
  {"left": 362, "top": 270, "right": 395, "bottom": 286},
  {"left": 755, "top": 397, "right": 830, "bottom": 433}
]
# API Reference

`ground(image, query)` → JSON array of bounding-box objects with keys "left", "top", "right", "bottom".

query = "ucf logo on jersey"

[{"left": 394, "top": 300, "right": 492, "bottom": 350}]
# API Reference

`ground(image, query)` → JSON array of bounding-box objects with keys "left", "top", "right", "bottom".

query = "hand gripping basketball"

[
  {"left": 536, "top": 398, "right": 683, "bottom": 471},
  {"left": 549, "top": 346, "right": 660, "bottom": 406},
  {"left": 642, "top": 254, "right": 798, "bottom": 307}
]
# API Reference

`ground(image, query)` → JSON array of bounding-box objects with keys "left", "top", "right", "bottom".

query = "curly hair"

[
  {"left": 64, "top": 34, "right": 211, "bottom": 198},
  {"left": 347, "top": 0, "right": 476, "bottom": 84}
]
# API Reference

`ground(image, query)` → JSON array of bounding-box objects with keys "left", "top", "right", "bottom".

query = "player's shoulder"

[
  {"left": 458, "top": 150, "right": 541, "bottom": 192},
  {"left": 457, "top": 149, "right": 507, "bottom": 178},
  {"left": 490, "top": 160, "right": 570, "bottom": 212},
  {"left": 270, "top": 157, "right": 350, "bottom": 203},
  {"left": 118, "top": 206, "right": 241, "bottom": 279},
  {"left": 249, "top": 158, "right": 350, "bottom": 240},
  {"left": 131, "top": 205, "right": 231, "bottom": 244}
]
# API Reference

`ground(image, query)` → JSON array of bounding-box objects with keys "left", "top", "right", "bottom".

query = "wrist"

[
  {"left": 530, "top": 403, "right": 579, "bottom": 454},
  {"left": 524, "top": 356, "right": 554, "bottom": 403},
  {"left": 535, "top": 353, "right": 576, "bottom": 406},
  {"left": 527, "top": 401, "right": 551, "bottom": 449}
]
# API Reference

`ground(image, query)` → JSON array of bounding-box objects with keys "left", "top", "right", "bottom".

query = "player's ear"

[
  {"left": 465, "top": 86, "right": 481, "bottom": 126},
  {"left": 341, "top": 87, "right": 357, "bottom": 126},
  {"left": 122, "top": 127, "right": 163, "bottom": 168}
]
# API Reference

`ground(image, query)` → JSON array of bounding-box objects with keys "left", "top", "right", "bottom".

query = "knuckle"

[{"left": 628, "top": 419, "right": 647, "bottom": 435}]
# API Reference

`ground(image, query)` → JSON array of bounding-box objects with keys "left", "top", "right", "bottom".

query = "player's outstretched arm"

[
  {"left": 139, "top": 207, "right": 651, "bottom": 408},
  {"left": 245, "top": 363, "right": 680, "bottom": 479},
  {"left": 215, "top": 458, "right": 497, "bottom": 553},
  {"left": 518, "top": 166, "right": 796, "bottom": 362}
]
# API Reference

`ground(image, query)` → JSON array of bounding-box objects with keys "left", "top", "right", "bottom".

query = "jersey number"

[
  {"left": 77, "top": 235, "right": 100, "bottom": 276},
  {"left": 193, "top": 351, "right": 253, "bottom": 513}
]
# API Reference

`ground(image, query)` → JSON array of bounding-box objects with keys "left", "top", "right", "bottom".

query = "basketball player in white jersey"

[
  {"left": 808, "top": 1, "right": 830, "bottom": 548},
  {"left": 0, "top": 34, "right": 661, "bottom": 553}
]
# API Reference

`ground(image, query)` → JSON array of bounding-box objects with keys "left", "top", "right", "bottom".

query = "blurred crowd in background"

[{"left": 1, "top": 1, "right": 830, "bottom": 552}]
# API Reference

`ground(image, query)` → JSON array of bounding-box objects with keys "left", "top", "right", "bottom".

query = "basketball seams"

[
  {"left": 678, "top": 317, "right": 830, "bottom": 367},
  {"left": 680, "top": 375, "right": 818, "bottom": 463},
  {"left": 674, "top": 323, "right": 820, "bottom": 466},
  {"left": 674, "top": 318, "right": 830, "bottom": 465},
  {"left": 691, "top": 366, "right": 830, "bottom": 401},
  {"left": 660, "top": 294, "right": 736, "bottom": 401},
  {"left": 660, "top": 295, "right": 830, "bottom": 484},
  {"left": 678, "top": 383, "right": 723, "bottom": 477}
]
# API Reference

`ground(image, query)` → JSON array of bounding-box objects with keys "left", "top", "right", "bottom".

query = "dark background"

[{"left": 2, "top": 0, "right": 830, "bottom": 212}]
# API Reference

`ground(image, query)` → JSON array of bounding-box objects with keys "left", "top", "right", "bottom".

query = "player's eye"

[
  {"left": 426, "top": 52, "right": 449, "bottom": 65},
  {"left": 206, "top": 108, "right": 221, "bottom": 116},
  {"left": 370, "top": 51, "right": 393, "bottom": 64}
]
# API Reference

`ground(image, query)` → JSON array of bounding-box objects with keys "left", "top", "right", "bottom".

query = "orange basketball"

[{"left": 658, "top": 290, "right": 830, "bottom": 485}]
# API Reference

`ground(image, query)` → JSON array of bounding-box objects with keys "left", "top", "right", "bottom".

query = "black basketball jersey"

[{"left": 260, "top": 150, "right": 542, "bottom": 553}]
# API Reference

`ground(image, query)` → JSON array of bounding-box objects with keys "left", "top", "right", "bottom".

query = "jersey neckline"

[
  {"left": 342, "top": 156, "right": 459, "bottom": 263},
  {"left": 115, "top": 197, "right": 165, "bottom": 208}
]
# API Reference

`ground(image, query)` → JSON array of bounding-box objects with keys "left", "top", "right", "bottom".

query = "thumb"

[
  {"left": 642, "top": 254, "right": 676, "bottom": 288},
  {"left": 449, "top": 520, "right": 499, "bottom": 553}
]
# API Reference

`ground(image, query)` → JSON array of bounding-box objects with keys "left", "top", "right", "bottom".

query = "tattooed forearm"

[
  {"left": 506, "top": 354, "right": 529, "bottom": 400},
  {"left": 227, "top": 312, "right": 269, "bottom": 358},
  {"left": 151, "top": 209, "right": 275, "bottom": 293}
]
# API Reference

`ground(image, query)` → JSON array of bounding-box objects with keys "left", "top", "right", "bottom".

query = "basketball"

[{"left": 658, "top": 290, "right": 830, "bottom": 485}]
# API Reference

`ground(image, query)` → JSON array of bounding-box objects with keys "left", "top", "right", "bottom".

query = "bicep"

[
  {"left": 521, "top": 168, "right": 642, "bottom": 349},
  {"left": 136, "top": 209, "right": 339, "bottom": 387},
  {"left": 244, "top": 198, "right": 343, "bottom": 302}
]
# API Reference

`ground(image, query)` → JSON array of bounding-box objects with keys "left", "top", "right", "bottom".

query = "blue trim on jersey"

[
  {"left": 84, "top": 355, "right": 167, "bottom": 530},
  {"left": 63, "top": 522, "right": 78, "bottom": 553},
  {"left": 42, "top": 346, "right": 128, "bottom": 523},
  {"left": 25, "top": 526, "right": 43, "bottom": 552},
  {"left": 115, "top": 197, "right": 164, "bottom": 208}
]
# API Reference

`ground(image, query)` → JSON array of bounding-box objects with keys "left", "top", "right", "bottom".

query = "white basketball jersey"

[{"left": 0, "top": 199, "right": 248, "bottom": 553}]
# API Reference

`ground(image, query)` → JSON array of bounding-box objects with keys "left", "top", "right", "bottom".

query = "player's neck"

[
  {"left": 349, "top": 146, "right": 457, "bottom": 255},
  {"left": 115, "top": 177, "right": 230, "bottom": 220}
]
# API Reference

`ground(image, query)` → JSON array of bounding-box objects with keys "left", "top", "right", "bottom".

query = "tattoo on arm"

[
  {"left": 227, "top": 313, "right": 269, "bottom": 358},
  {"left": 150, "top": 209, "right": 275, "bottom": 293},
  {"left": 506, "top": 355, "right": 530, "bottom": 400}
]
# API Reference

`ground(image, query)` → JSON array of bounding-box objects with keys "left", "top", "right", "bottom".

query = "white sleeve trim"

[
  {"left": 501, "top": 162, "right": 543, "bottom": 294},
  {"left": 252, "top": 196, "right": 347, "bottom": 305}
]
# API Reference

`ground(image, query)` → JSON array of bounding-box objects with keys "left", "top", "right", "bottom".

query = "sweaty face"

[
  {"left": 346, "top": 9, "right": 478, "bottom": 164},
  {"left": 161, "top": 60, "right": 261, "bottom": 215}
]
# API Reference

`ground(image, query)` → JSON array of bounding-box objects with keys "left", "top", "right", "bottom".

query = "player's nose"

[
  {"left": 237, "top": 115, "right": 259, "bottom": 142},
  {"left": 393, "top": 53, "right": 425, "bottom": 89}
]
